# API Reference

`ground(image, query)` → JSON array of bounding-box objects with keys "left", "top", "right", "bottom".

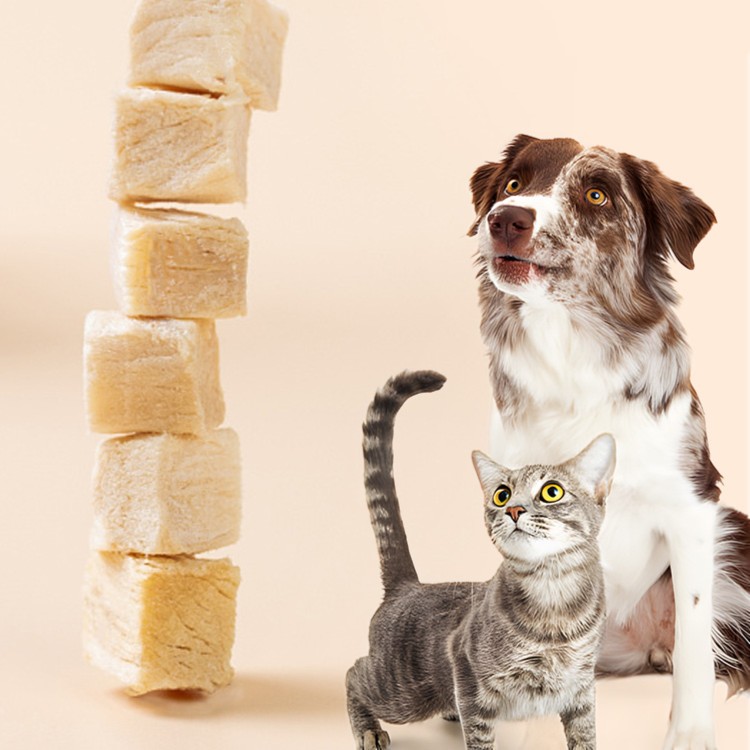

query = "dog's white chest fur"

[
  {"left": 501, "top": 296, "right": 624, "bottom": 408},
  {"left": 490, "top": 302, "right": 707, "bottom": 623}
]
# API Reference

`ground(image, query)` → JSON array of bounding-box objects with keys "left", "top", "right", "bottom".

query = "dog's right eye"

[
  {"left": 585, "top": 187, "right": 608, "bottom": 206},
  {"left": 504, "top": 178, "right": 522, "bottom": 195}
]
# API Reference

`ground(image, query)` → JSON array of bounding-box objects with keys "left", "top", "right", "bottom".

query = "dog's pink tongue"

[{"left": 494, "top": 257, "right": 532, "bottom": 285}]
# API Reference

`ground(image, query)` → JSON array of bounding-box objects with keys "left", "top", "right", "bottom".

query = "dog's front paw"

[
  {"left": 362, "top": 729, "right": 390, "bottom": 750},
  {"left": 662, "top": 723, "right": 716, "bottom": 750}
]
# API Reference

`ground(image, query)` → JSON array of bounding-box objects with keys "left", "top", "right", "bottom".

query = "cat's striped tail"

[{"left": 362, "top": 370, "right": 446, "bottom": 595}]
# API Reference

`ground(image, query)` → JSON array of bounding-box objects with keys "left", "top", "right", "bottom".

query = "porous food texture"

[
  {"left": 110, "top": 88, "right": 251, "bottom": 204},
  {"left": 92, "top": 430, "right": 242, "bottom": 555},
  {"left": 84, "top": 311, "right": 225, "bottom": 435},
  {"left": 83, "top": 0, "right": 290, "bottom": 698},
  {"left": 83, "top": 553, "right": 240, "bottom": 695},
  {"left": 129, "top": 0, "right": 289, "bottom": 110},
  {"left": 113, "top": 207, "right": 249, "bottom": 318}
]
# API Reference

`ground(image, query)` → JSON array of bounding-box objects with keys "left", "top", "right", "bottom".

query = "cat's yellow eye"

[
  {"left": 585, "top": 188, "right": 607, "bottom": 206},
  {"left": 540, "top": 482, "right": 565, "bottom": 503},
  {"left": 504, "top": 178, "right": 522, "bottom": 195},
  {"left": 493, "top": 485, "right": 512, "bottom": 507}
]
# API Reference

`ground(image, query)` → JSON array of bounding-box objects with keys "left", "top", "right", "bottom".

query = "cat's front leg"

[
  {"left": 456, "top": 698, "right": 496, "bottom": 750},
  {"left": 452, "top": 651, "right": 497, "bottom": 750},
  {"left": 560, "top": 680, "right": 596, "bottom": 750}
]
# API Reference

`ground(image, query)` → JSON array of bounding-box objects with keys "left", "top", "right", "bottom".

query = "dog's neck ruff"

[{"left": 480, "top": 280, "right": 691, "bottom": 423}]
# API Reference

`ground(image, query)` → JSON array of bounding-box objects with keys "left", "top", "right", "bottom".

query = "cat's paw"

[
  {"left": 661, "top": 724, "right": 716, "bottom": 750},
  {"left": 362, "top": 729, "right": 390, "bottom": 750},
  {"left": 441, "top": 712, "right": 460, "bottom": 722}
]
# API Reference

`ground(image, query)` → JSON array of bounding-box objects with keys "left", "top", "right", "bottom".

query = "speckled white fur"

[{"left": 481, "top": 167, "right": 720, "bottom": 749}]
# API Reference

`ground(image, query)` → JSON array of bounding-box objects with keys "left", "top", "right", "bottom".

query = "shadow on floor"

[{"left": 127, "top": 671, "right": 345, "bottom": 719}]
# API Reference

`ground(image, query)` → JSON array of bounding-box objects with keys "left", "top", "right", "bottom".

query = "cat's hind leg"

[{"left": 346, "top": 659, "right": 391, "bottom": 750}]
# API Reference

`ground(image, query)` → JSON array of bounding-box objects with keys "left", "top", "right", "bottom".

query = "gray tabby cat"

[{"left": 346, "top": 370, "right": 615, "bottom": 750}]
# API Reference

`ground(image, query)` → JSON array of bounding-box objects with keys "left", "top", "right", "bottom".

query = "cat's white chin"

[{"left": 503, "top": 532, "right": 575, "bottom": 563}]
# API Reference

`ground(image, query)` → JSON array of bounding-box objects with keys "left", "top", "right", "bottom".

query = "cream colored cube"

[
  {"left": 92, "top": 430, "right": 241, "bottom": 555},
  {"left": 83, "top": 553, "right": 240, "bottom": 695},
  {"left": 110, "top": 88, "right": 251, "bottom": 204},
  {"left": 129, "top": 0, "right": 289, "bottom": 110},
  {"left": 113, "top": 207, "right": 248, "bottom": 319},
  {"left": 84, "top": 311, "right": 224, "bottom": 435}
]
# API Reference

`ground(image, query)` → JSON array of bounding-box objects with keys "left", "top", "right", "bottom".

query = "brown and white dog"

[{"left": 468, "top": 135, "right": 750, "bottom": 750}]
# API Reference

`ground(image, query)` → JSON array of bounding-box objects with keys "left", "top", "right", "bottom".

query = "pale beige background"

[{"left": 0, "top": 0, "right": 747, "bottom": 748}]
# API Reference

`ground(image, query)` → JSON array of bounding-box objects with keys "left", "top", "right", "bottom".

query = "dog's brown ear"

[
  {"left": 468, "top": 161, "right": 503, "bottom": 236},
  {"left": 622, "top": 153, "right": 716, "bottom": 270},
  {"left": 468, "top": 134, "right": 538, "bottom": 236}
]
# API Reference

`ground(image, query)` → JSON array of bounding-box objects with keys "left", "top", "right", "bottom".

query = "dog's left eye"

[
  {"left": 504, "top": 178, "right": 522, "bottom": 195},
  {"left": 585, "top": 188, "right": 608, "bottom": 206}
]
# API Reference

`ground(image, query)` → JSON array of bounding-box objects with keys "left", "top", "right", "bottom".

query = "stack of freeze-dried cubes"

[{"left": 82, "top": 0, "right": 288, "bottom": 695}]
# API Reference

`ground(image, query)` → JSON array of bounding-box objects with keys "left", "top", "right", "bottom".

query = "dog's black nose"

[{"left": 487, "top": 206, "right": 536, "bottom": 250}]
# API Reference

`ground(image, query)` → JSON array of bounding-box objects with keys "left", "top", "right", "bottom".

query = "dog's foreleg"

[{"left": 661, "top": 501, "right": 717, "bottom": 750}]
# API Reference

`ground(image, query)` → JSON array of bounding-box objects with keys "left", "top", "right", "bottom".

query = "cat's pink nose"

[{"left": 506, "top": 506, "right": 526, "bottom": 523}]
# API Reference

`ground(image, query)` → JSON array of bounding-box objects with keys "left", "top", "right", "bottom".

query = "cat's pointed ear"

[
  {"left": 567, "top": 434, "right": 616, "bottom": 505},
  {"left": 472, "top": 450, "right": 509, "bottom": 498}
]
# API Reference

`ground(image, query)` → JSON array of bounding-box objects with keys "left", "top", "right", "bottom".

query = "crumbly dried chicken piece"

[
  {"left": 129, "top": 0, "right": 289, "bottom": 110},
  {"left": 113, "top": 207, "right": 248, "bottom": 318},
  {"left": 92, "top": 429, "right": 241, "bottom": 555},
  {"left": 110, "top": 88, "right": 251, "bottom": 204},
  {"left": 84, "top": 311, "right": 225, "bottom": 435},
  {"left": 83, "top": 552, "right": 240, "bottom": 695}
]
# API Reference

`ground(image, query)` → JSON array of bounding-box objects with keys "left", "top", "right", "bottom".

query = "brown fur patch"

[
  {"left": 620, "top": 153, "right": 716, "bottom": 271},
  {"left": 468, "top": 136, "right": 583, "bottom": 235},
  {"left": 683, "top": 389, "right": 722, "bottom": 502},
  {"left": 714, "top": 507, "right": 750, "bottom": 693}
]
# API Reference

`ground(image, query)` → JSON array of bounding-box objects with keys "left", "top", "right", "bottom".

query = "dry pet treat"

[
  {"left": 83, "top": 552, "right": 240, "bottom": 695},
  {"left": 84, "top": 310, "right": 225, "bottom": 435},
  {"left": 113, "top": 207, "right": 248, "bottom": 319},
  {"left": 92, "top": 429, "right": 241, "bottom": 555},
  {"left": 129, "top": 0, "right": 289, "bottom": 110},
  {"left": 110, "top": 87, "right": 251, "bottom": 204}
]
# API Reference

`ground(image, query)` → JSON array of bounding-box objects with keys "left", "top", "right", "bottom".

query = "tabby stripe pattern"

[{"left": 361, "top": 370, "right": 446, "bottom": 594}]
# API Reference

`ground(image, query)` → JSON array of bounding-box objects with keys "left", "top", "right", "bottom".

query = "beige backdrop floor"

[{"left": 1, "top": 303, "right": 747, "bottom": 749}]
